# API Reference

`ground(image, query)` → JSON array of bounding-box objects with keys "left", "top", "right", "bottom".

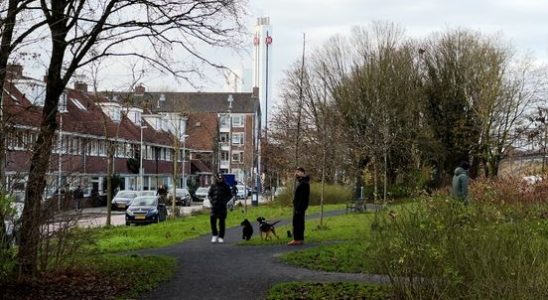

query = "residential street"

[{"left": 57, "top": 205, "right": 205, "bottom": 228}]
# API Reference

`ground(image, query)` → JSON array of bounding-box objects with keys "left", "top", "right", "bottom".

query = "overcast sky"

[
  {"left": 247, "top": 0, "right": 548, "bottom": 107},
  {"left": 23, "top": 0, "right": 548, "bottom": 111}
]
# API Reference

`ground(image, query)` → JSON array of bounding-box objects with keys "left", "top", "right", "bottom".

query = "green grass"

[
  {"left": 267, "top": 282, "right": 393, "bottom": 300},
  {"left": 87, "top": 204, "right": 345, "bottom": 254},
  {"left": 281, "top": 242, "right": 375, "bottom": 273},
  {"left": 269, "top": 212, "right": 378, "bottom": 273},
  {"left": 81, "top": 254, "right": 176, "bottom": 299},
  {"left": 241, "top": 211, "right": 374, "bottom": 246}
]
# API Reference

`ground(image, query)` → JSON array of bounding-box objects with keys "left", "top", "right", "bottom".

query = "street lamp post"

[
  {"left": 181, "top": 134, "right": 189, "bottom": 189},
  {"left": 140, "top": 125, "right": 147, "bottom": 191},
  {"left": 57, "top": 113, "right": 63, "bottom": 211},
  {"left": 227, "top": 95, "right": 234, "bottom": 175}
]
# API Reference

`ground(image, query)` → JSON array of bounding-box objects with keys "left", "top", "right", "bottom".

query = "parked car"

[
  {"left": 138, "top": 190, "right": 157, "bottom": 197},
  {"left": 112, "top": 191, "right": 138, "bottom": 210},
  {"left": 195, "top": 187, "right": 210, "bottom": 201},
  {"left": 125, "top": 196, "right": 168, "bottom": 225},
  {"left": 167, "top": 188, "right": 191, "bottom": 206}
]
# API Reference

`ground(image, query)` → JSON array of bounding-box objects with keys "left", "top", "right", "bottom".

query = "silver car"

[
  {"left": 112, "top": 191, "right": 138, "bottom": 210},
  {"left": 195, "top": 187, "right": 209, "bottom": 201},
  {"left": 138, "top": 191, "right": 156, "bottom": 197}
]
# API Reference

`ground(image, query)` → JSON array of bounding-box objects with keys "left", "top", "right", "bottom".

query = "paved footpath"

[{"left": 138, "top": 209, "right": 388, "bottom": 300}]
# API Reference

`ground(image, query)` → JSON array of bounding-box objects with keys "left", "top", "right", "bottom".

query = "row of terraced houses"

[{"left": 2, "top": 64, "right": 261, "bottom": 200}]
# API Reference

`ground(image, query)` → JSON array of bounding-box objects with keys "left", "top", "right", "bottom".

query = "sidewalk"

[{"left": 55, "top": 205, "right": 204, "bottom": 229}]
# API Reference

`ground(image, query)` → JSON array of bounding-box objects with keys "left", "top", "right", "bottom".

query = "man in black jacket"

[
  {"left": 208, "top": 174, "right": 232, "bottom": 243},
  {"left": 289, "top": 167, "right": 310, "bottom": 246}
]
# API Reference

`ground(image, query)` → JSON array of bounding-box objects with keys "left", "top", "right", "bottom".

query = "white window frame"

[
  {"left": 232, "top": 151, "right": 243, "bottom": 163},
  {"left": 221, "top": 151, "right": 229, "bottom": 161},
  {"left": 220, "top": 132, "right": 229, "bottom": 143},
  {"left": 232, "top": 132, "right": 244, "bottom": 145},
  {"left": 232, "top": 115, "right": 244, "bottom": 127}
]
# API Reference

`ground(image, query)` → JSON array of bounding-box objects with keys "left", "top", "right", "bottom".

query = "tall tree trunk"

[
  {"left": 319, "top": 143, "right": 327, "bottom": 226},
  {"left": 0, "top": 0, "right": 19, "bottom": 192},
  {"left": 18, "top": 83, "right": 65, "bottom": 277},
  {"left": 18, "top": 16, "right": 70, "bottom": 273},
  {"left": 172, "top": 141, "right": 179, "bottom": 217},
  {"left": 383, "top": 147, "right": 388, "bottom": 205},
  {"left": 373, "top": 158, "right": 378, "bottom": 203}
]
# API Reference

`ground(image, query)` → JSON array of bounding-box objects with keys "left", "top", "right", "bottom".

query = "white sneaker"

[
  {"left": 217, "top": 237, "right": 224, "bottom": 244},
  {"left": 211, "top": 236, "right": 218, "bottom": 243}
]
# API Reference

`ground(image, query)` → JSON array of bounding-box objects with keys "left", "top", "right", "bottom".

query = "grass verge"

[
  {"left": 86, "top": 254, "right": 176, "bottom": 299},
  {"left": 267, "top": 282, "right": 393, "bottom": 300},
  {"left": 86, "top": 204, "right": 345, "bottom": 254},
  {"left": 0, "top": 255, "right": 176, "bottom": 300},
  {"left": 240, "top": 211, "right": 374, "bottom": 246}
]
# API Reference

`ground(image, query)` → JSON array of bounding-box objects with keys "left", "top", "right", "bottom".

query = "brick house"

[
  {"left": 2, "top": 66, "right": 191, "bottom": 200},
  {"left": 126, "top": 88, "right": 261, "bottom": 186}
]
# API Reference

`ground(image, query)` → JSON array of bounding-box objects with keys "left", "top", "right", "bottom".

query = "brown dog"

[{"left": 256, "top": 217, "right": 280, "bottom": 240}]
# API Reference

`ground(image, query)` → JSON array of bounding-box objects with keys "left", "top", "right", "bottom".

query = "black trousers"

[
  {"left": 292, "top": 210, "right": 306, "bottom": 241},
  {"left": 210, "top": 210, "right": 227, "bottom": 238}
]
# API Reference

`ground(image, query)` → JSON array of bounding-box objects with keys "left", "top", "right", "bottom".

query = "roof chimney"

[
  {"left": 252, "top": 86, "right": 259, "bottom": 98},
  {"left": 6, "top": 64, "right": 23, "bottom": 79},
  {"left": 74, "top": 81, "right": 88, "bottom": 92},
  {"left": 134, "top": 84, "right": 145, "bottom": 96}
]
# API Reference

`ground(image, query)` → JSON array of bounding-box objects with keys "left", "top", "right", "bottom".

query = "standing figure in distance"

[
  {"left": 288, "top": 167, "right": 310, "bottom": 246},
  {"left": 208, "top": 174, "right": 232, "bottom": 244},
  {"left": 452, "top": 161, "right": 470, "bottom": 203}
]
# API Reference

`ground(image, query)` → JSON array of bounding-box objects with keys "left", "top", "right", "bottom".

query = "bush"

[
  {"left": 368, "top": 197, "right": 548, "bottom": 299},
  {"left": 0, "top": 194, "right": 18, "bottom": 282},
  {"left": 274, "top": 183, "right": 353, "bottom": 206}
]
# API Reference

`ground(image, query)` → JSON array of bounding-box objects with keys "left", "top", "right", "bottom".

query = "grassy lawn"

[
  {"left": 267, "top": 282, "right": 393, "bottom": 300},
  {"left": 1, "top": 254, "right": 176, "bottom": 300},
  {"left": 240, "top": 211, "right": 374, "bottom": 246},
  {"left": 87, "top": 203, "right": 345, "bottom": 254},
  {"left": 85, "top": 254, "right": 176, "bottom": 299},
  {"left": 263, "top": 212, "right": 379, "bottom": 273}
]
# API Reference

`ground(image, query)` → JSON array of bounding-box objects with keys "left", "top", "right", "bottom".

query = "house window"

[
  {"left": 98, "top": 140, "right": 106, "bottom": 156},
  {"left": 112, "top": 108, "right": 121, "bottom": 123},
  {"left": 232, "top": 115, "right": 244, "bottom": 127},
  {"left": 70, "top": 137, "right": 80, "bottom": 154},
  {"left": 232, "top": 151, "right": 243, "bottom": 163},
  {"left": 232, "top": 133, "right": 244, "bottom": 145},
  {"left": 220, "top": 133, "right": 229, "bottom": 143},
  {"left": 221, "top": 151, "right": 229, "bottom": 161},
  {"left": 219, "top": 115, "right": 230, "bottom": 127}
]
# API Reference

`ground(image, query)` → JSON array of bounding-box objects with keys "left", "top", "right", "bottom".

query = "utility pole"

[{"left": 295, "top": 33, "right": 306, "bottom": 170}]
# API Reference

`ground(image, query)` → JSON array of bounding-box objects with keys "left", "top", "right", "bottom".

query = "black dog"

[
  {"left": 256, "top": 217, "right": 280, "bottom": 240},
  {"left": 241, "top": 219, "right": 254, "bottom": 241}
]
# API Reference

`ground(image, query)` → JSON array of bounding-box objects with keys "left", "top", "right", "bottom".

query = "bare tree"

[
  {"left": 0, "top": 0, "right": 47, "bottom": 192},
  {"left": 18, "top": 0, "right": 245, "bottom": 277}
]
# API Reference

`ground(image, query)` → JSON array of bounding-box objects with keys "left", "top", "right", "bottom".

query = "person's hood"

[{"left": 454, "top": 167, "right": 467, "bottom": 176}]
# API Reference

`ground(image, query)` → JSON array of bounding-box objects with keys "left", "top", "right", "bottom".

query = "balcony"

[
  {"left": 220, "top": 143, "right": 230, "bottom": 151},
  {"left": 220, "top": 160, "right": 230, "bottom": 169},
  {"left": 219, "top": 124, "right": 231, "bottom": 133}
]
